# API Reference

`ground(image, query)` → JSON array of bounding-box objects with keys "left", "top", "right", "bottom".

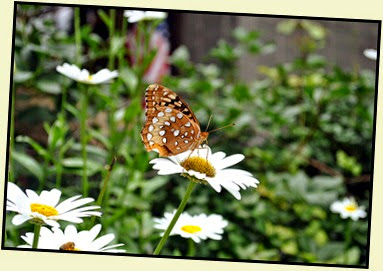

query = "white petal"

[
  {"left": 11, "top": 214, "right": 31, "bottom": 225},
  {"left": 215, "top": 154, "right": 245, "bottom": 170}
]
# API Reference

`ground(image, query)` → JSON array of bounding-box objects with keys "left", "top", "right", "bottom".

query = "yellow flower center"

[
  {"left": 87, "top": 75, "right": 93, "bottom": 81},
  {"left": 180, "top": 156, "right": 216, "bottom": 178},
  {"left": 345, "top": 204, "right": 357, "bottom": 212},
  {"left": 181, "top": 225, "right": 202, "bottom": 234},
  {"left": 59, "top": 242, "right": 79, "bottom": 251},
  {"left": 30, "top": 203, "right": 59, "bottom": 217}
]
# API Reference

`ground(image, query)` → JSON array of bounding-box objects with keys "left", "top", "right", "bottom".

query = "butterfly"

[{"left": 141, "top": 84, "right": 208, "bottom": 157}]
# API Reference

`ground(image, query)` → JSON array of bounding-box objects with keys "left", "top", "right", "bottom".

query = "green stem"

[
  {"left": 187, "top": 238, "right": 195, "bottom": 257},
  {"left": 119, "top": 16, "right": 128, "bottom": 68},
  {"left": 108, "top": 9, "right": 116, "bottom": 70},
  {"left": 74, "top": 7, "right": 82, "bottom": 65},
  {"left": 32, "top": 224, "right": 42, "bottom": 249},
  {"left": 344, "top": 220, "right": 352, "bottom": 264},
  {"left": 89, "top": 157, "right": 116, "bottom": 228},
  {"left": 61, "top": 85, "right": 67, "bottom": 118},
  {"left": 80, "top": 86, "right": 89, "bottom": 196},
  {"left": 153, "top": 181, "right": 196, "bottom": 255},
  {"left": 55, "top": 156, "right": 63, "bottom": 188},
  {"left": 9, "top": 77, "right": 15, "bottom": 182}
]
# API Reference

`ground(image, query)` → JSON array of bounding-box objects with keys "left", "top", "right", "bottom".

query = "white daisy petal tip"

[
  {"left": 6, "top": 182, "right": 101, "bottom": 227},
  {"left": 149, "top": 145, "right": 259, "bottom": 200},
  {"left": 18, "top": 224, "right": 126, "bottom": 253},
  {"left": 56, "top": 62, "right": 118, "bottom": 84},
  {"left": 330, "top": 197, "right": 367, "bottom": 221},
  {"left": 154, "top": 210, "right": 228, "bottom": 243},
  {"left": 123, "top": 10, "right": 167, "bottom": 23},
  {"left": 363, "top": 48, "right": 377, "bottom": 60}
]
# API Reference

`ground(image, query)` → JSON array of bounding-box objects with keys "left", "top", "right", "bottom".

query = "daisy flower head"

[
  {"left": 149, "top": 145, "right": 259, "bottom": 200},
  {"left": 6, "top": 182, "right": 101, "bottom": 227},
  {"left": 154, "top": 210, "right": 228, "bottom": 243},
  {"left": 18, "top": 224, "right": 125, "bottom": 253},
  {"left": 56, "top": 63, "right": 118, "bottom": 84},
  {"left": 363, "top": 48, "right": 377, "bottom": 60},
  {"left": 330, "top": 197, "right": 367, "bottom": 221},
  {"left": 124, "top": 10, "right": 167, "bottom": 23}
]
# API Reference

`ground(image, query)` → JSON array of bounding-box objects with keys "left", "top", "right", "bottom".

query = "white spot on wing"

[
  {"left": 177, "top": 113, "right": 183, "bottom": 119},
  {"left": 157, "top": 112, "right": 165, "bottom": 117},
  {"left": 164, "top": 121, "right": 171, "bottom": 126},
  {"left": 149, "top": 125, "right": 154, "bottom": 132},
  {"left": 174, "top": 130, "right": 180, "bottom": 136},
  {"left": 159, "top": 130, "right": 166, "bottom": 136},
  {"left": 162, "top": 137, "right": 167, "bottom": 143},
  {"left": 185, "top": 122, "right": 191, "bottom": 127},
  {"left": 147, "top": 133, "right": 152, "bottom": 140},
  {"left": 170, "top": 116, "right": 176, "bottom": 122},
  {"left": 165, "top": 107, "right": 172, "bottom": 113},
  {"left": 152, "top": 117, "right": 159, "bottom": 124}
]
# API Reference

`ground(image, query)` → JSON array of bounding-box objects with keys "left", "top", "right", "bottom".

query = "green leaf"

[
  {"left": 110, "top": 36, "right": 125, "bottom": 56},
  {"left": 12, "top": 151, "right": 44, "bottom": 181},
  {"left": 120, "top": 67, "right": 138, "bottom": 93},
  {"left": 15, "top": 135, "right": 49, "bottom": 159},
  {"left": 36, "top": 77, "right": 61, "bottom": 95},
  {"left": 14, "top": 71, "right": 33, "bottom": 83},
  {"left": 277, "top": 20, "right": 298, "bottom": 35},
  {"left": 301, "top": 20, "right": 326, "bottom": 40},
  {"left": 98, "top": 10, "right": 111, "bottom": 29}
]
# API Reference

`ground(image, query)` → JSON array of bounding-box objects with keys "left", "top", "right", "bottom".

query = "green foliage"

[{"left": 7, "top": 6, "right": 372, "bottom": 267}]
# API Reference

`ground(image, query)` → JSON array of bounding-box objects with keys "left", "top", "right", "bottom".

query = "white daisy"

[
  {"left": 363, "top": 48, "right": 377, "bottom": 60},
  {"left": 124, "top": 10, "right": 167, "bottom": 23},
  {"left": 18, "top": 224, "right": 125, "bottom": 253},
  {"left": 6, "top": 182, "right": 101, "bottom": 227},
  {"left": 154, "top": 210, "right": 228, "bottom": 243},
  {"left": 330, "top": 197, "right": 367, "bottom": 221},
  {"left": 149, "top": 145, "right": 259, "bottom": 200},
  {"left": 56, "top": 63, "right": 118, "bottom": 84}
]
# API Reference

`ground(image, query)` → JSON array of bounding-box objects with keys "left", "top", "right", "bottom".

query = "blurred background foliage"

[{"left": 6, "top": 4, "right": 377, "bottom": 266}]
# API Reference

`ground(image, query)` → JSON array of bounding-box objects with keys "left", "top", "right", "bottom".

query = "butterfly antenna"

[
  {"left": 205, "top": 114, "right": 213, "bottom": 132},
  {"left": 208, "top": 123, "right": 235, "bottom": 134}
]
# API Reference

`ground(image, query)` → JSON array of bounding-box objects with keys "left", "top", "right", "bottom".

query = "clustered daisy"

[
  {"left": 6, "top": 182, "right": 101, "bottom": 227},
  {"left": 330, "top": 197, "right": 367, "bottom": 221},
  {"left": 18, "top": 224, "right": 125, "bottom": 252},
  {"left": 150, "top": 145, "right": 259, "bottom": 200},
  {"left": 56, "top": 63, "right": 118, "bottom": 84},
  {"left": 6, "top": 182, "right": 125, "bottom": 253},
  {"left": 154, "top": 210, "right": 228, "bottom": 243}
]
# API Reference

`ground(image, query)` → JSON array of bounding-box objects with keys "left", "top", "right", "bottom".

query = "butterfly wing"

[{"left": 141, "top": 84, "right": 204, "bottom": 156}]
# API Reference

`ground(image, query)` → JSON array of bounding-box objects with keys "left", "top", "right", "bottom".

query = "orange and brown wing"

[{"left": 141, "top": 84, "right": 203, "bottom": 156}]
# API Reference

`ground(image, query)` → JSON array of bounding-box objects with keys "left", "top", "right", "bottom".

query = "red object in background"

[{"left": 126, "top": 25, "right": 170, "bottom": 84}]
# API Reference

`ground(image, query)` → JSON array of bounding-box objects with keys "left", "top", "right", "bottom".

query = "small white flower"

[
  {"left": 56, "top": 63, "right": 118, "bottom": 84},
  {"left": 330, "top": 197, "right": 367, "bottom": 221},
  {"left": 363, "top": 48, "right": 377, "bottom": 60},
  {"left": 124, "top": 10, "right": 167, "bottom": 23},
  {"left": 18, "top": 224, "right": 125, "bottom": 253},
  {"left": 154, "top": 210, "right": 228, "bottom": 243},
  {"left": 149, "top": 145, "right": 259, "bottom": 200},
  {"left": 6, "top": 182, "right": 101, "bottom": 227}
]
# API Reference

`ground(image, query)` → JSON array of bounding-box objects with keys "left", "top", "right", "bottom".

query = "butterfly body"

[{"left": 141, "top": 84, "right": 208, "bottom": 156}]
